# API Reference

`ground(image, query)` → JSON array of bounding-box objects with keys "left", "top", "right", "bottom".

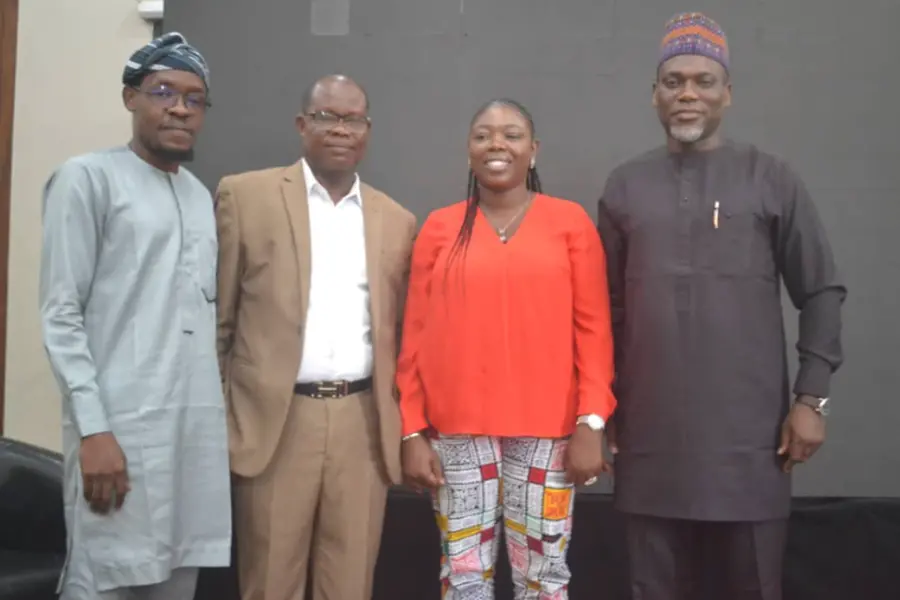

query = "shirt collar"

[{"left": 301, "top": 157, "right": 362, "bottom": 205}]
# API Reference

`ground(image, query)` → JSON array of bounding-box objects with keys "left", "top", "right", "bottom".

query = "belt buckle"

[{"left": 313, "top": 380, "right": 348, "bottom": 399}]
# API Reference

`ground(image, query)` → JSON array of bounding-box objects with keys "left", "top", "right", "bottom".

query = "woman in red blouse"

[{"left": 396, "top": 99, "right": 617, "bottom": 599}]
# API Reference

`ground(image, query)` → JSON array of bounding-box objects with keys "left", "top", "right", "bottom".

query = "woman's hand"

[
  {"left": 401, "top": 434, "right": 445, "bottom": 492},
  {"left": 564, "top": 425, "right": 608, "bottom": 487}
]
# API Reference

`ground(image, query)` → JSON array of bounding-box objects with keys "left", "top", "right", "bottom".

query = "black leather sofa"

[{"left": 0, "top": 437, "right": 66, "bottom": 600}]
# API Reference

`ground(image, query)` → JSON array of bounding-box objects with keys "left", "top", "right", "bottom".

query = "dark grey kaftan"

[{"left": 596, "top": 141, "right": 845, "bottom": 521}]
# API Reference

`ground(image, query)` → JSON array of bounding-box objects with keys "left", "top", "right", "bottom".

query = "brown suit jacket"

[{"left": 215, "top": 161, "right": 417, "bottom": 484}]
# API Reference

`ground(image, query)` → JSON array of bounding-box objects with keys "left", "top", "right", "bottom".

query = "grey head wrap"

[{"left": 122, "top": 32, "right": 210, "bottom": 90}]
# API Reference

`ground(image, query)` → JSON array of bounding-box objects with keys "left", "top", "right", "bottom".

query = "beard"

[
  {"left": 140, "top": 133, "right": 195, "bottom": 164},
  {"left": 669, "top": 124, "right": 705, "bottom": 143},
  {"left": 154, "top": 145, "right": 195, "bottom": 163}
]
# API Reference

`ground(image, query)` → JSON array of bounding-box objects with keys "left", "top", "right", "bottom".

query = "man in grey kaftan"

[
  {"left": 596, "top": 14, "right": 845, "bottom": 600},
  {"left": 39, "top": 33, "right": 231, "bottom": 600}
]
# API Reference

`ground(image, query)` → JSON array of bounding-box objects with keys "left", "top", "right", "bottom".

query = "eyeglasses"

[
  {"left": 135, "top": 85, "right": 211, "bottom": 112},
  {"left": 305, "top": 110, "right": 370, "bottom": 133}
]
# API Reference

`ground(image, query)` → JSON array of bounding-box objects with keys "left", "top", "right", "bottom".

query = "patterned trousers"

[{"left": 431, "top": 435, "right": 575, "bottom": 600}]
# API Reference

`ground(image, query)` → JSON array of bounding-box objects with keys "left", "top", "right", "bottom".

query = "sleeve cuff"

[
  {"left": 793, "top": 355, "right": 833, "bottom": 399},
  {"left": 401, "top": 412, "right": 429, "bottom": 438},
  {"left": 577, "top": 389, "right": 618, "bottom": 423},
  {"left": 72, "top": 396, "right": 110, "bottom": 438}
]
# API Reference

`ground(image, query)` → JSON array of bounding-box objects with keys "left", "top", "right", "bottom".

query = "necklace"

[{"left": 485, "top": 196, "right": 532, "bottom": 243}]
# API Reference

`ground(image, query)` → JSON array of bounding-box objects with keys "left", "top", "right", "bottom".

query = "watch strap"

[{"left": 796, "top": 395, "right": 829, "bottom": 416}]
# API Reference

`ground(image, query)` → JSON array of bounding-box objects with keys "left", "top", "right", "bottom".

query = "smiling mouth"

[{"left": 484, "top": 159, "right": 511, "bottom": 172}]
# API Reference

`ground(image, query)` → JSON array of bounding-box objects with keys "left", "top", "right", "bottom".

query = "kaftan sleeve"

[
  {"left": 39, "top": 161, "right": 109, "bottom": 438},
  {"left": 771, "top": 161, "right": 847, "bottom": 399},
  {"left": 569, "top": 205, "right": 618, "bottom": 422},
  {"left": 395, "top": 212, "right": 442, "bottom": 437}
]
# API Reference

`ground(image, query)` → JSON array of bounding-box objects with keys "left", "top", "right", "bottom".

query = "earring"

[{"left": 530, "top": 158, "right": 536, "bottom": 169}]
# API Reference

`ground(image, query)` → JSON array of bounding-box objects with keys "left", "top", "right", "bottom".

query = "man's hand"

[
  {"left": 401, "top": 434, "right": 444, "bottom": 492},
  {"left": 80, "top": 432, "right": 130, "bottom": 514},
  {"left": 565, "top": 425, "right": 609, "bottom": 487},
  {"left": 777, "top": 398, "right": 826, "bottom": 473}
]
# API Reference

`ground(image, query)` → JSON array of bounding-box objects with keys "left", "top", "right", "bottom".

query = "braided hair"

[{"left": 447, "top": 98, "right": 543, "bottom": 270}]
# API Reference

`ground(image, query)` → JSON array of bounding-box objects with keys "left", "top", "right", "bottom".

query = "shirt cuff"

[
  {"left": 72, "top": 394, "right": 110, "bottom": 438},
  {"left": 793, "top": 355, "right": 833, "bottom": 399}
]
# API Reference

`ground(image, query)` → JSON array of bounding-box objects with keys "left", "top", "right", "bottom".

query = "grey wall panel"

[{"left": 165, "top": 0, "right": 900, "bottom": 497}]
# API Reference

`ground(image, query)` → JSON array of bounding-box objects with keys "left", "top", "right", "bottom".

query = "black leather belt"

[{"left": 294, "top": 377, "right": 373, "bottom": 399}]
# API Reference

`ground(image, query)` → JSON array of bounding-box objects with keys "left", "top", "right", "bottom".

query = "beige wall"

[{"left": 4, "top": 1, "right": 152, "bottom": 450}]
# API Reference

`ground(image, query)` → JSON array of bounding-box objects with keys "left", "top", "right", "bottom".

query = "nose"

[
  {"left": 488, "top": 132, "right": 507, "bottom": 150},
  {"left": 329, "top": 120, "right": 352, "bottom": 137},
  {"left": 677, "top": 81, "right": 700, "bottom": 102},
  {"left": 166, "top": 97, "right": 191, "bottom": 117}
]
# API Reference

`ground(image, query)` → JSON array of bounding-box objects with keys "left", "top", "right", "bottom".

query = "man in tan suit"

[{"left": 214, "top": 74, "right": 417, "bottom": 600}]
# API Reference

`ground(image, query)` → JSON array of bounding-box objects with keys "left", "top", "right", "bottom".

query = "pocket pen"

[{"left": 713, "top": 201, "right": 720, "bottom": 229}]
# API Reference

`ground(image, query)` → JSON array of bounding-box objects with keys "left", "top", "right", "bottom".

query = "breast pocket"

[{"left": 705, "top": 201, "right": 776, "bottom": 279}]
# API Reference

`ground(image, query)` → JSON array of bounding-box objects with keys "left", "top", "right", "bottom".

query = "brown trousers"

[
  {"left": 233, "top": 391, "right": 388, "bottom": 600},
  {"left": 625, "top": 514, "right": 787, "bottom": 600}
]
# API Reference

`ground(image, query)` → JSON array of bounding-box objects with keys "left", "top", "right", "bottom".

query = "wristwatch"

[
  {"left": 795, "top": 396, "right": 830, "bottom": 416},
  {"left": 576, "top": 414, "right": 605, "bottom": 431}
]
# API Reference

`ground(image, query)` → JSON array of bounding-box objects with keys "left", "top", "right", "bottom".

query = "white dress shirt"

[{"left": 297, "top": 158, "right": 373, "bottom": 382}]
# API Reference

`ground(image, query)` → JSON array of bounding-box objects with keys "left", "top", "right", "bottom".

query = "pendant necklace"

[{"left": 489, "top": 196, "right": 532, "bottom": 243}]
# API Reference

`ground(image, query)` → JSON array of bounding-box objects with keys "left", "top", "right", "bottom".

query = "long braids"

[{"left": 447, "top": 98, "right": 543, "bottom": 271}]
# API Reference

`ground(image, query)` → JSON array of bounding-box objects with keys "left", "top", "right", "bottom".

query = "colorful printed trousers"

[{"left": 431, "top": 435, "right": 575, "bottom": 600}]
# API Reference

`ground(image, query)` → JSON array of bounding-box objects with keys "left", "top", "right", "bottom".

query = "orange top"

[{"left": 396, "top": 194, "right": 617, "bottom": 438}]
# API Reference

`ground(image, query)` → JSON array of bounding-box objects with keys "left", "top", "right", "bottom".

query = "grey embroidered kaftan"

[{"left": 39, "top": 147, "right": 231, "bottom": 594}]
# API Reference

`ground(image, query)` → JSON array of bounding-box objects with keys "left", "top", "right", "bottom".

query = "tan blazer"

[{"left": 215, "top": 161, "right": 417, "bottom": 484}]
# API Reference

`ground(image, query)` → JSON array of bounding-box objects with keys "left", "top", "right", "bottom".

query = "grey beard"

[{"left": 670, "top": 124, "right": 705, "bottom": 143}]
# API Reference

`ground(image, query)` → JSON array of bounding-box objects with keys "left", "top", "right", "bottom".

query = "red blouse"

[{"left": 396, "top": 194, "right": 617, "bottom": 438}]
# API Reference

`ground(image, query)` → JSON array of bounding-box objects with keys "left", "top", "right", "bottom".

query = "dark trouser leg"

[
  {"left": 705, "top": 520, "right": 787, "bottom": 600},
  {"left": 624, "top": 514, "right": 699, "bottom": 600}
]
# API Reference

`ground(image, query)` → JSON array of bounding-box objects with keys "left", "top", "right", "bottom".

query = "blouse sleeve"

[
  {"left": 396, "top": 212, "right": 443, "bottom": 436},
  {"left": 568, "top": 206, "right": 618, "bottom": 422}
]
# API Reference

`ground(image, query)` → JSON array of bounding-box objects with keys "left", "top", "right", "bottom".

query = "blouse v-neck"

[{"left": 475, "top": 193, "right": 541, "bottom": 246}]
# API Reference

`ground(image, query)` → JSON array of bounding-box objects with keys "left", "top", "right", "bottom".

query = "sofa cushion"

[
  {"left": 0, "top": 549, "right": 64, "bottom": 600},
  {"left": 0, "top": 438, "right": 65, "bottom": 554}
]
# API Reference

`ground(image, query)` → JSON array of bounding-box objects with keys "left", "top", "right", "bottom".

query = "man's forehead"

[
  {"left": 309, "top": 84, "right": 366, "bottom": 110},
  {"left": 660, "top": 55, "right": 725, "bottom": 77}
]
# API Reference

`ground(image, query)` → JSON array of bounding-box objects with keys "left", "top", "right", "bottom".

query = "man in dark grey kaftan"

[
  {"left": 40, "top": 34, "right": 231, "bottom": 600},
  {"left": 596, "top": 13, "right": 846, "bottom": 600}
]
